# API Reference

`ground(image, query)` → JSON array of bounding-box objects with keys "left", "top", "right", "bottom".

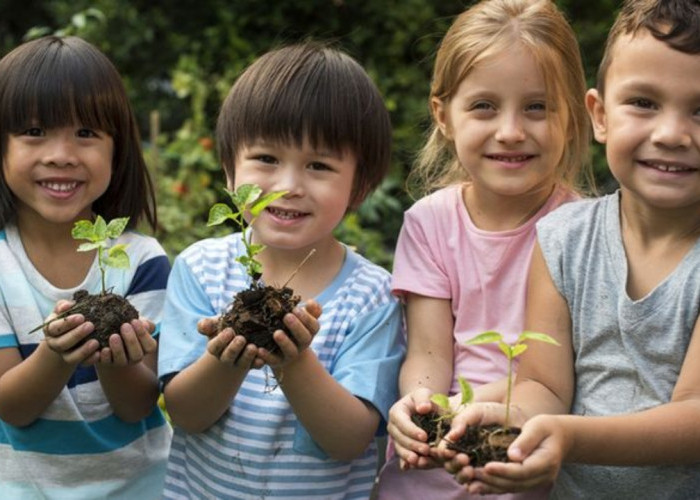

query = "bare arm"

[
  {"left": 274, "top": 348, "right": 381, "bottom": 461},
  {"left": 0, "top": 304, "right": 100, "bottom": 426},
  {"left": 388, "top": 294, "right": 454, "bottom": 468},
  {"left": 96, "top": 320, "right": 161, "bottom": 422}
]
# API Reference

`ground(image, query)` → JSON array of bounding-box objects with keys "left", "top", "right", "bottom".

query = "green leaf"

[
  {"left": 106, "top": 217, "right": 130, "bottom": 238},
  {"left": 249, "top": 190, "right": 287, "bottom": 217},
  {"left": 104, "top": 246, "right": 130, "bottom": 269},
  {"left": 498, "top": 342, "right": 513, "bottom": 360},
  {"left": 249, "top": 259, "right": 263, "bottom": 276},
  {"left": 511, "top": 344, "right": 528, "bottom": 358},
  {"left": 207, "top": 204, "right": 234, "bottom": 226},
  {"left": 518, "top": 330, "right": 561, "bottom": 346},
  {"left": 94, "top": 216, "right": 107, "bottom": 241},
  {"left": 430, "top": 393, "right": 450, "bottom": 411},
  {"left": 465, "top": 331, "right": 503, "bottom": 346},
  {"left": 240, "top": 184, "right": 263, "bottom": 207},
  {"left": 248, "top": 243, "right": 265, "bottom": 255},
  {"left": 458, "top": 376, "right": 474, "bottom": 406},
  {"left": 236, "top": 255, "right": 251, "bottom": 266},
  {"left": 72, "top": 220, "right": 96, "bottom": 241},
  {"left": 77, "top": 242, "right": 104, "bottom": 252}
]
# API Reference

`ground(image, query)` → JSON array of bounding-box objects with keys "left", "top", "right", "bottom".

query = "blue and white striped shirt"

[
  {"left": 0, "top": 224, "right": 172, "bottom": 500},
  {"left": 159, "top": 233, "right": 404, "bottom": 499}
]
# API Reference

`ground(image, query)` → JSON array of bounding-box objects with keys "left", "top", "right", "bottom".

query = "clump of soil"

[
  {"left": 412, "top": 412, "right": 520, "bottom": 467},
  {"left": 446, "top": 424, "right": 520, "bottom": 467},
  {"left": 71, "top": 289, "right": 139, "bottom": 349},
  {"left": 218, "top": 282, "right": 301, "bottom": 355},
  {"left": 411, "top": 411, "right": 451, "bottom": 445}
]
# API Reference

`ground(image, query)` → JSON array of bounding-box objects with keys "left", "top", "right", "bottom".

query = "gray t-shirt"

[{"left": 537, "top": 191, "right": 700, "bottom": 499}]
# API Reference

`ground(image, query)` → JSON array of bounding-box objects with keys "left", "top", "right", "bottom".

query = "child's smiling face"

[
  {"left": 432, "top": 43, "right": 567, "bottom": 201},
  {"left": 4, "top": 124, "right": 113, "bottom": 228},
  {"left": 587, "top": 29, "right": 700, "bottom": 211},
  {"left": 230, "top": 138, "right": 356, "bottom": 254}
]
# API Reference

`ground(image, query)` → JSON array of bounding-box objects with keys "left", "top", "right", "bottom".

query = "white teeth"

[
  {"left": 492, "top": 155, "right": 530, "bottom": 162},
  {"left": 651, "top": 163, "right": 691, "bottom": 173},
  {"left": 41, "top": 181, "right": 78, "bottom": 192},
  {"left": 268, "top": 207, "right": 304, "bottom": 220}
]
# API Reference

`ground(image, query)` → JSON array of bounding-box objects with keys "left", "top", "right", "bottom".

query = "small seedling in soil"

[
  {"left": 445, "top": 330, "right": 560, "bottom": 467},
  {"left": 207, "top": 184, "right": 306, "bottom": 355},
  {"left": 411, "top": 376, "right": 474, "bottom": 446},
  {"left": 31, "top": 216, "right": 138, "bottom": 349}
]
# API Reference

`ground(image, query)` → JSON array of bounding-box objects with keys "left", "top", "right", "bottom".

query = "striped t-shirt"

[
  {"left": 0, "top": 224, "right": 172, "bottom": 500},
  {"left": 158, "top": 233, "right": 405, "bottom": 499}
]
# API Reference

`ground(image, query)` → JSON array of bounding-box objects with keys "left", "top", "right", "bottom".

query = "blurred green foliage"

[{"left": 0, "top": 0, "right": 619, "bottom": 268}]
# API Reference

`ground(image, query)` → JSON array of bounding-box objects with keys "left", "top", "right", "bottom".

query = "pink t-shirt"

[{"left": 375, "top": 183, "right": 575, "bottom": 500}]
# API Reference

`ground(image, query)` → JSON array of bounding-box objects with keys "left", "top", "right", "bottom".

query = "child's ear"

[
  {"left": 431, "top": 97, "right": 452, "bottom": 140},
  {"left": 586, "top": 88, "right": 607, "bottom": 144}
]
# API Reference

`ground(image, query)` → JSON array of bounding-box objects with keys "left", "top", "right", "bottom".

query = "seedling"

[
  {"left": 30, "top": 216, "right": 138, "bottom": 348},
  {"left": 465, "top": 330, "right": 560, "bottom": 428},
  {"left": 207, "top": 184, "right": 287, "bottom": 281},
  {"left": 72, "top": 216, "right": 131, "bottom": 294},
  {"left": 418, "top": 375, "right": 474, "bottom": 445}
]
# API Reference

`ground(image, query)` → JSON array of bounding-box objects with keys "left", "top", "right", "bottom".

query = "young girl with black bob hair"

[{"left": 0, "top": 36, "right": 171, "bottom": 498}]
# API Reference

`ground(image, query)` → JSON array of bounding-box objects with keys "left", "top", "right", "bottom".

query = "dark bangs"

[
  {"left": 0, "top": 37, "right": 125, "bottom": 138},
  {"left": 217, "top": 43, "right": 392, "bottom": 204},
  {"left": 0, "top": 36, "right": 156, "bottom": 231}
]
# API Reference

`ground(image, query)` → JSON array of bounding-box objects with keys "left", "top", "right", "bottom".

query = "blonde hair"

[{"left": 409, "top": 0, "right": 591, "bottom": 197}]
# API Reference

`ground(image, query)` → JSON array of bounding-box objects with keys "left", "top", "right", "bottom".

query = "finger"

[
  {"left": 303, "top": 299, "right": 322, "bottom": 320},
  {"left": 98, "top": 346, "right": 114, "bottom": 365},
  {"left": 131, "top": 320, "right": 157, "bottom": 356},
  {"left": 197, "top": 317, "right": 220, "bottom": 337},
  {"left": 108, "top": 333, "right": 129, "bottom": 366},
  {"left": 271, "top": 329, "right": 301, "bottom": 359},
  {"left": 206, "top": 328, "right": 235, "bottom": 358},
  {"left": 282, "top": 311, "right": 314, "bottom": 348},
  {"left": 218, "top": 336, "right": 247, "bottom": 364},
  {"left": 63, "top": 338, "right": 100, "bottom": 365},
  {"left": 45, "top": 314, "right": 85, "bottom": 338}
]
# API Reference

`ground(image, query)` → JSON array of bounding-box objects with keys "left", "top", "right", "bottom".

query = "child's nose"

[
  {"left": 495, "top": 112, "right": 526, "bottom": 143},
  {"left": 651, "top": 112, "right": 691, "bottom": 149},
  {"left": 275, "top": 168, "right": 305, "bottom": 197},
  {"left": 42, "top": 136, "right": 79, "bottom": 167}
]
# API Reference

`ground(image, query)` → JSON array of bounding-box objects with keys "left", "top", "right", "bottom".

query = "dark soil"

[
  {"left": 411, "top": 412, "right": 520, "bottom": 467},
  {"left": 217, "top": 282, "right": 301, "bottom": 356},
  {"left": 71, "top": 289, "right": 139, "bottom": 349},
  {"left": 446, "top": 423, "right": 520, "bottom": 467},
  {"left": 411, "top": 411, "right": 451, "bottom": 445}
]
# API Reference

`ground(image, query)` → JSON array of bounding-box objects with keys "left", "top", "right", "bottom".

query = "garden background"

[{"left": 0, "top": 0, "right": 619, "bottom": 269}]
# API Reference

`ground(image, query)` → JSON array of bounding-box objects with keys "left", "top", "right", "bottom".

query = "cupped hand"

[
  {"left": 43, "top": 299, "right": 99, "bottom": 365},
  {"left": 387, "top": 388, "right": 442, "bottom": 470},
  {"left": 256, "top": 299, "right": 322, "bottom": 368},
  {"left": 97, "top": 319, "right": 157, "bottom": 366}
]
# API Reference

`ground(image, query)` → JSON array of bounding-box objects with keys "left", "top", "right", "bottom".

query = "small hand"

[
  {"left": 257, "top": 299, "right": 322, "bottom": 368},
  {"left": 453, "top": 414, "right": 565, "bottom": 494},
  {"left": 206, "top": 327, "right": 259, "bottom": 370},
  {"left": 388, "top": 388, "right": 441, "bottom": 470},
  {"left": 97, "top": 319, "right": 157, "bottom": 366},
  {"left": 43, "top": 300, "right": 99, "bottom": 365}
]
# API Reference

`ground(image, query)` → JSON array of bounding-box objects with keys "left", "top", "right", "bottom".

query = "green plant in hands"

[
  {"left": 465, "top": 330, "right": 560, "bottom": 428},
  {"left": 430, "top": 375, "right": 474, "bottom": 420},
  {"left": 207, "top": 184, "right": 287, "bottom": 280},
  {"left": 72, "top": 216, "right": 131, "bottom": 294}
]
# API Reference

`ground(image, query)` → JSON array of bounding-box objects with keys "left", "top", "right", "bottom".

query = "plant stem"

[
  {"left": 98, "top": 247, "right": 107, "bottom": 294},
  {"left": 504, "top": 357, "right": 513, "bottom": 429},
  {"left": 282, "top": 249, "right": 316, "bottom": 288}
]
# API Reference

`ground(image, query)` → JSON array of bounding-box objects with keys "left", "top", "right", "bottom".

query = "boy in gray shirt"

[{"left": 442, "top": 1, "right": 700, "bottom": 498}]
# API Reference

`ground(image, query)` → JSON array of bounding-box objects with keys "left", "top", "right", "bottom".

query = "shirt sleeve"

[
  {"left": 157, "top": 254, "right": 216, "bottom": 381},
  {"left": 392, "top": 203, "right": 451, "bottom": 299}
]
